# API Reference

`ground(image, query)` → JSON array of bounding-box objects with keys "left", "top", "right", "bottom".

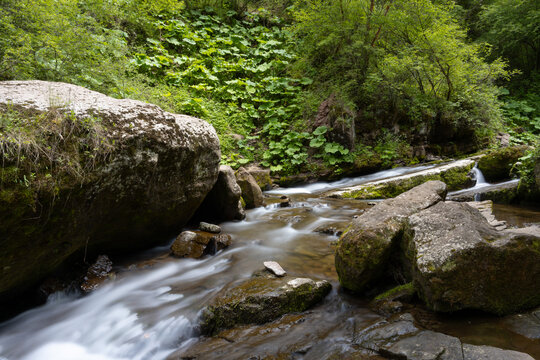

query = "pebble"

[
  {"left": 264, "top": 261, "right": 287, "bottom": 277},
  {"left": 199, "top": 222, "right": 221, "bottom": 234}
]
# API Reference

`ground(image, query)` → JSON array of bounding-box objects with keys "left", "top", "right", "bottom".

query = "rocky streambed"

[{"left": 0, "top": 164, "right": 538, "bottom": 360}]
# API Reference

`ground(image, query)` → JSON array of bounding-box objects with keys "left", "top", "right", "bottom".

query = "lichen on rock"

[
  {"left": 199, "top": 273, "right": 331, "bottom": 335},
  {"left": 335, "top": 180, "right": 447, "bottom": 292},
  {"left": 0, "top": 80, "right": 221, "bottom": 302},
  {"left": 404, "top": 201, "right": 540, "bottom": 315}
]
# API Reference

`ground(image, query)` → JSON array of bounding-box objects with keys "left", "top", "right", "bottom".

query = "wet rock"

[
  {"left": 194, "top": 165, "right": 245, "bottom": 222},
  {"left": 356, "top": 318, "right": 420, "bottom": 352},
  {"left": 200, "top": 275, "right": 332, "bottom": 335},
  {"left": 448, "top": 181, "right": 519, "bottom": 204},
  {"left": 314, "top": 223, "right": 348, "bottom": 237},
  {"left": 404, "top": 201, "right": 540, "bottom": 315},
  {"left": 212, "top": 234, "right": 232, "bottom": 252},
  {"left": 81, "top": 255, "right": 114, "bottom": 293},
  {"left": 370, "top": 283, "right": 415, "bottom": 316},
  {"left": 328, "top": 159, "right": 473, "bottom": 199},
  {"left": 504, "top": 307, "right": 540, "bottom": 340},
  {"left": 462, "top": 344, "right": 534, "bottom": 360},
  {"left": 279, "top": 195, "right": 291, "bottom": 208},
  {"left": 235, "top": 167, "right": 264, "bottom": 209},
  {"left": 199, "top": 222, "right": 221, "bottom": 234},
  {"left": 245, "top": 165, "right": 273, "bottom": 191},
  {"left": 478, "top": 146, "right": 527, "bottom": 182},
  {"left": 170, "top": 231, "right": 210, "bottom": 258},
  {"left": 0, "top": 81, "right": 220, "bottom": 300},
  {"left": 335, "top": 181, "right": 447, "bottom": 292},
  {"left": 264, "top": 261, "right": 286, "bottom": 277},
  {"left": 381, "top": 330, "right": 463, "bottom": 360},
  {"left": 463, "top": 200, "right": 507, "bottom": 230}
]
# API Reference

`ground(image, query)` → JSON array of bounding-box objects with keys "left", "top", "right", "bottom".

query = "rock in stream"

[{"left": 199, "top": 272, "right": 332, "bottom": 335}]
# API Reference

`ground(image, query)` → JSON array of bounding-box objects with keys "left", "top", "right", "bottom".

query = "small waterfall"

[
  {"left": 471, "top": 165, "right": 487, "bottom": 187},
  {"left": 471, "top": 165, "right": 488, "bottom": 201}
]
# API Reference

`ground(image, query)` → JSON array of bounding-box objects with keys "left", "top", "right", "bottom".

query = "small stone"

[
  {"left": 170, "top": 231, "right": 207, "bottom": 258},
  {"left": 287, "top": 278, "right": 314, "bottom": 288},
  {"left": 213, "top": 233, "right": 232, "bottom": 251},
  {"left": 199, "top": 222, "right": 221, "bottom": 234},
  {"left": 81, "top": 255, "right": 114, "bottom": 293},
  {"left": 279, "top": 195, "right": 291, "bottom": 208},
  {"left": 264, "top": 261, "right": 287, "bottom": 277}
]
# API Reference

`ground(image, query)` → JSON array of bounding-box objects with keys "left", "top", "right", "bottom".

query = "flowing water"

[{"left": 0, "top": 164, "right": 539, "bottom": 360}]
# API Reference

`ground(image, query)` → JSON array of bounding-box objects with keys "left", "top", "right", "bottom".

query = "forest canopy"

[{"left": 0, "top": 0, "right": 538, "bottom": 174}]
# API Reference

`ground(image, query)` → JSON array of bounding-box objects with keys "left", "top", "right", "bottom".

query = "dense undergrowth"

[{"left": 0, "top": 0, "right": 538, "bottom": 178}]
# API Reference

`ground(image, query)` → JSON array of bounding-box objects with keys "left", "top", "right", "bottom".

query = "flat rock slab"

[
  {"left": 382, "top": 330, "right": 464, "bottom": 360},
  {"left": 448, "top": 180, "right": 519, "bottom": 203},
  {"left": 199, "top": 275, "right": 331, "bottom": 335},
  {"left": 263, "top": 261, "right": 286, "bottom": 277},
  {"left": 504, "top": 308, "right": 540, "bottom": 340},
  {"left": 463, "top": 344, "right": 535, "bottom": 360},
  {"left": 357, "top": 316, "right": 535, "bottom": 360},
  {"left": 327, "top": 159, "right": 474, "bottom": 199}
]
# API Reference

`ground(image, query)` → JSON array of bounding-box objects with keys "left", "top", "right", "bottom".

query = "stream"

[{"left": 0, "top": 165, "right": 539, "bottom": 360}]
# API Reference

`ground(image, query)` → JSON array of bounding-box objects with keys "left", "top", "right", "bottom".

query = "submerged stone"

[{"left": 199, "top": 274, "right": 331, "bottom": 335}]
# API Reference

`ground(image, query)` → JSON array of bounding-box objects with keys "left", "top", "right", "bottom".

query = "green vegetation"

[
  {"left": 0, "top": 106, "right": 113, "bottom": 197},
  {"left": 0, "top": 0, "right": 538, "bottom": 178}
]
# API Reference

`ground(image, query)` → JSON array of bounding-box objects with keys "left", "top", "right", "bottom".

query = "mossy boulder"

[
  {"left": 200, "top": 273, "right": 331, "bottom": 335},
  {"left": 335, "top": 181, "right": 447, "bottom": 292},
  {"left": 404, "top": 201, "right": 540, "bottom": 315},
  {"left": 478, "top": 146, "right": 528, "bottom": 182},
  {"left": 235, "top": 167, "right": 264, "bottom": 209},
  {"left": 0, "top": 81, "right": 220, "bottom": 302},
  {"left": 329, "top": 159, "right": 474, "bottom": 199}
]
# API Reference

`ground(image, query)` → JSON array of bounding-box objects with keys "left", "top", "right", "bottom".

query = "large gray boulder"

[
  {"left": 200, "top": 272, "right": 331, "bottom": 335},
  {"left": 335, "top": 181, "right": 447, "bottom": 292},
  {"left": 0, "top": 81, "right": 220, "bottom": 300},
  {"left": 404, "top": 201, "right": 540, "bottom": 315}
]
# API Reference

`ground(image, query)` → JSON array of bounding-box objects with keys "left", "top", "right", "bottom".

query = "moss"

[
  {"left": 374, "top": 282, "right": 415, "bottom": 301},
  {"left": 340, "top": 162, "right": 473, "bottom": 199},
  {"left": 478, "top": 145, "right": 528, "bottom": 182}
]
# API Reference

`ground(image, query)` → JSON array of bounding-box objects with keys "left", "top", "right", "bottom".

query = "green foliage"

[
  {"left": 373, "top": 129, "right": 411, "bottom": 167},
  {"left": 515, "top": 144, "right": 540, "bottom": 200},
  {"left": 130, "top": 8, "right": 354, "bottom": 172},
  {"left": 291, "top": 0, "right": 509, "bottom": 144},
  {"left": 480, "top": 0, "right": 540, "bottom": 75}
]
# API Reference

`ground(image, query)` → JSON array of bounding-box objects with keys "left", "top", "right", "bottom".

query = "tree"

[{"left": 480, "top": 0, "right": 540, "bottom": 75}]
